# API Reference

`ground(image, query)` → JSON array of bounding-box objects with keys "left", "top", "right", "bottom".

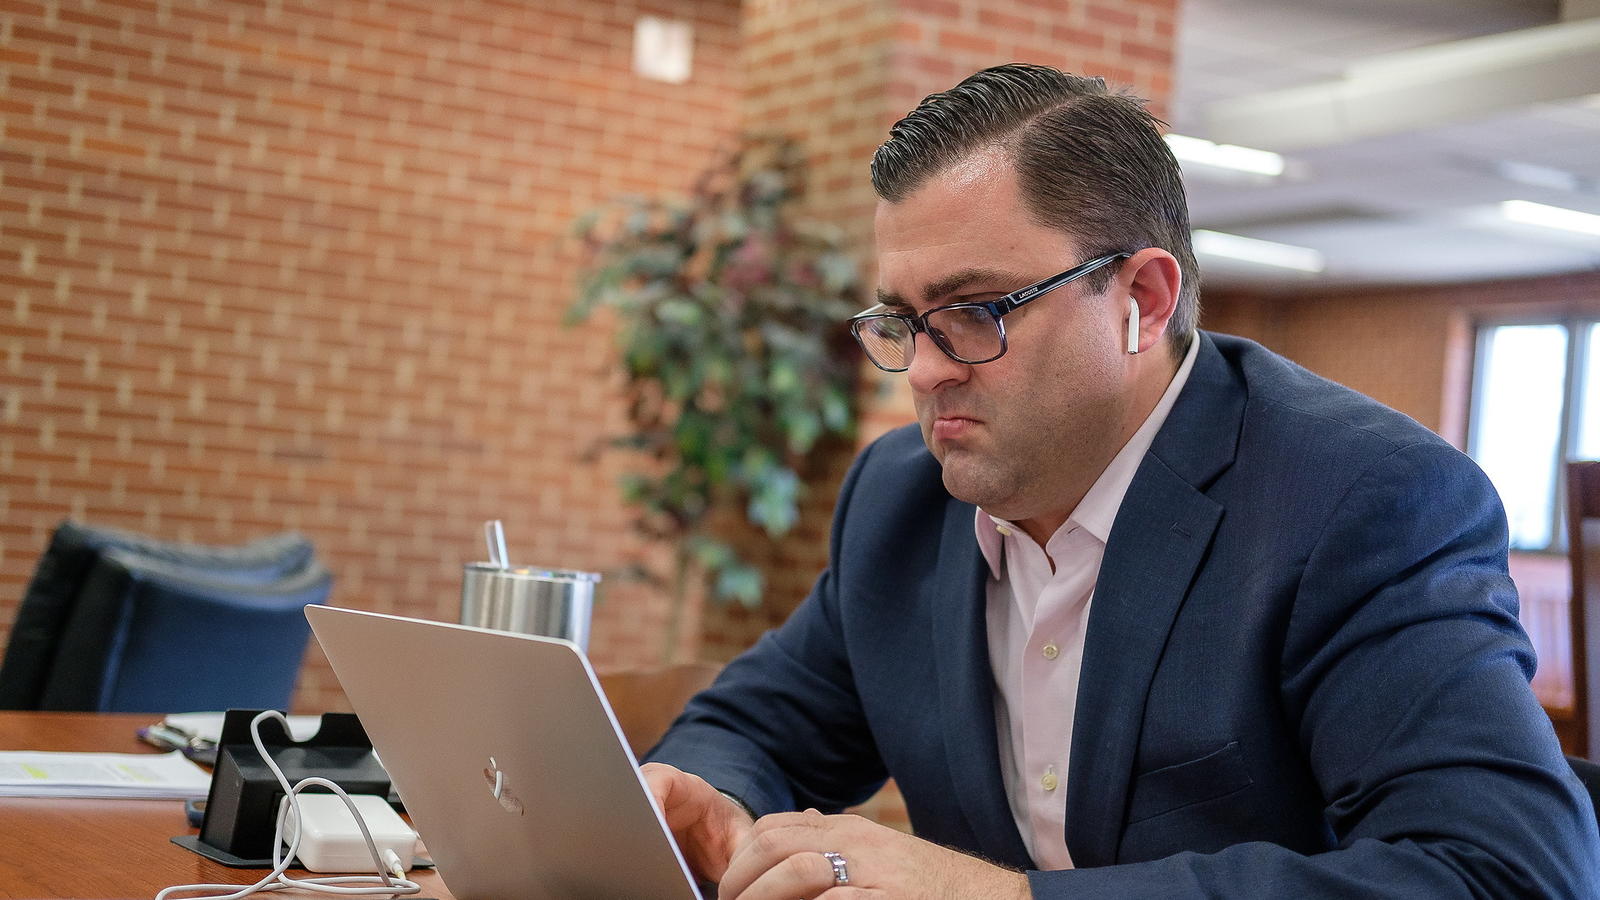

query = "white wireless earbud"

[{"left": 1126, "top": 297, "right": 1141, "bottom": 354}]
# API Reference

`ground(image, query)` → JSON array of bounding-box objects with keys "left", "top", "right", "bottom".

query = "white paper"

[
  {"left": 164, "top": 711, "right": 325, "bottom": 744},
  {"left": 0, "top": 749, "right": 211, "bottom": 799}
]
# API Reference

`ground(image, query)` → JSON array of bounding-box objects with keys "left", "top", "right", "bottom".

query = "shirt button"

[
  {"left": 1042, "top": 642, "right": 1060, "bottom": 660},
  {"left": 996, "top": 525, "right": 1012, "bottom": 537},
  {"left": 1040, "top": 768, "right": 1058, "bottom": 791}
]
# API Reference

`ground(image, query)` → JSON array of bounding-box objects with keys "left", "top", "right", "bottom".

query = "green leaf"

[
  {"left": 781, "top": 408, "right": 821, "bottom": 454},
  {"left": 624, "top": 207, "right": 652, "bottom": 236},
  {"left": 767, "top": 361, "right": 800, "bottom": 395},
  {"left": 658, "top": 299, "right": 702, "bottom": 327},
  {"left": 821, "top": 386, "right": 852, "bottom": 433},
  {"left": 689, "top": 535, "right": 734, "bottom": 570},
  {"left": 714, "top": 561, "right": 763, "bottom": 608},
  {"left": 816, "top": 251, "right": 858, "bottom": 293},
  {"left": 746, "top": 467, "right": 799, "bottom": 537},
  {"left": 720, "top": 210, "right": 748, "bottom": 241},
  {"left": 674, "top": 410, "right": 712, "bottom": 458},
  {"left": 570, "top": 208, "right": 600, "bottom": 238},
  {"left": 619, "top": 473, "right": 654, "bottom": 504},
  {"left": 740, "top": 446, "right": 777, "bottom": 480}
]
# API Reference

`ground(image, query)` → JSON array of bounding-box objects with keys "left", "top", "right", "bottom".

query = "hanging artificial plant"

[{"left": 568, "top": 136, "right": 863, "bottom": 657}]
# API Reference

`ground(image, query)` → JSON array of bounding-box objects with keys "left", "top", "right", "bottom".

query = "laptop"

[{"left": 305, "top": 605, "right": 704, "bottom": 900}]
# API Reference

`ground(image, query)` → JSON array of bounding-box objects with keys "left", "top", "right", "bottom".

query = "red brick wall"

[
  {"left": 1202, "top": 270, "right": 1600, "bottom": 443},
  {"left": 888, "top": 0, "right": 1177, "bottom": 123},
  {"left": 0, "top": 0, "right": 742, "bottom": 710}
]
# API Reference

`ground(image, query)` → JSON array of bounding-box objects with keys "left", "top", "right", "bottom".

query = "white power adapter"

[{"left": 281, "top": 793, "right": 418, "bottom": 874}]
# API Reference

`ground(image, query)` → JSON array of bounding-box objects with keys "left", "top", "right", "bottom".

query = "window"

[{"left": 1468, "top": 319, "right": 1600, "bottom": 551}]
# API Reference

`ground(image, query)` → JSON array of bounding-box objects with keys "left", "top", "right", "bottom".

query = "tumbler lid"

[{"left": 463, "top": 562, "right": 601, "bottom": 582}]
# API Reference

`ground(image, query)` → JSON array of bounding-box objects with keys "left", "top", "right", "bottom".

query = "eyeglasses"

[{"left": 847, "top": 252, "right": 1131, "bottom": 372}]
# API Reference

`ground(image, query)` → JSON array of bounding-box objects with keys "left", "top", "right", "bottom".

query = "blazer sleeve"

[
  {"left": 644, "top": 437, "right": 889, "bottom": 817},
  {"left": 1028, "top": 441, "right": 1600, "bottom": 898}
]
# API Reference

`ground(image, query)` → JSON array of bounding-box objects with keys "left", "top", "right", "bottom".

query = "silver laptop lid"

[{"left": 306, "top": 605, "right": 702, "bottom": 900}]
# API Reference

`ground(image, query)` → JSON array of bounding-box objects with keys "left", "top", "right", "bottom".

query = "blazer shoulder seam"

[{"left": 1247, "top": 395, "right": 1430, "bottom": 452}]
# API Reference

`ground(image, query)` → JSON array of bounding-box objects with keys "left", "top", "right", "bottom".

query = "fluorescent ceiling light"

[
  {"left": 1495, "top": 161, "right": 1582, "bottom": 193},
  {"left": 1192, "top": 229, "right": 1325, "bottom": 272},
  {"left": 1499, "top": 200, "right": 1600, "bottom": 236},
  {"left": 1203, "top": 17, "right": 1600, "bottom": 150},
  {"left": 1164, "top": 134, "right": 1285, "bottom": 177}
]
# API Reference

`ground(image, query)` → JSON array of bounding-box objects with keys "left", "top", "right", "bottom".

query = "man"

[{"left": 643, "top": 64, "right": 1600, "bottom": 898}]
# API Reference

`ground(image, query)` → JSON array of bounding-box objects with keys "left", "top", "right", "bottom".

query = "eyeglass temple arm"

[{"left": 994, "top": 252, "right": 1132, "bottom": 315}]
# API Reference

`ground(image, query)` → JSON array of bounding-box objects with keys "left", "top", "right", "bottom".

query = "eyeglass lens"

[
  {"left": 928, "top": 306, "right": 1003, "bottom": 361},
  {"left": 853, "top": 316, "right": 914, "bottom": 369},
  {"left": 854, "top": 306, "right": 1004, "bottom": 370}
]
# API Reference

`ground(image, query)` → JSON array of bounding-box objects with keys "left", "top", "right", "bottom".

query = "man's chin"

[{"left": 938, "top": 456, "right": 1006, "bottom": 509}]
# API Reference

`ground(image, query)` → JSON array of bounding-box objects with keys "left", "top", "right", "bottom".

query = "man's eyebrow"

[{"left": 875, "top": 266, "right": 1035, "bottom": 310}]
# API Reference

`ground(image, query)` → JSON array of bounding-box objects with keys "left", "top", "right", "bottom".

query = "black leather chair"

[
  {"left": 0, "top": 521, "right": 323, "bottom": 712},
  {"left": 1569, "top": 755, "right": 1600, "bottom": 826}
]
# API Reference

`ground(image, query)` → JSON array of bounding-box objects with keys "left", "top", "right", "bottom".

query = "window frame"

[{"left": 1467, "top": 314, "right": 1600, "bottom": 554}]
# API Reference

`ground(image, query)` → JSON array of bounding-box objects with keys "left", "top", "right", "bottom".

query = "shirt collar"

[{"left": 974, "top": 334, "right": 1201, "bottom": 578}]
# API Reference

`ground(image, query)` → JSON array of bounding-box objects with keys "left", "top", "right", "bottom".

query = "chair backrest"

[
  {"left": 598, "top": 662, "right": 722, "bottom": 758},
  {"left": 0, "top": 521, "right": 316, "bottom": 710},
  {"left": 38, "top": 548, "right": 332, "bottom": 713},
  {"left": 1568, "top": 754, "right": 1600, "bottom": 826},
  {"left": 1569, "top": 461, "right": 1600, "bottom": 758}
]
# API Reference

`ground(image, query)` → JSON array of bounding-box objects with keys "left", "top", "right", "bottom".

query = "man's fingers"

[
  {"left": 725, "top": 849, "right": 843, "bottom": 900},
  {"left": 723, "top": 814, "right": 854, "bottom": 898},
  {"left": 744, "top": 809, "right": 828, "bottom": 839},
  {"left": 640, "top": 762, "right": 676, "bottom": 806},
  {"left": 641, "top": 762, "right": 689, "bottom": 795},
  {"left": 641, "top": 762, "right": 709, "bottom": 818},
  {"left": 639, "top": 762, "right": 753, "bottom": 884}
]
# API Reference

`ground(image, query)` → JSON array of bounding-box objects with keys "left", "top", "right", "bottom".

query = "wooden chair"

[
  {"left": 598, "top": 661, "right": 722, "bottom": 758},
  {"left": 1567, "top": 461, "right": 1600, "bottom": 759}
]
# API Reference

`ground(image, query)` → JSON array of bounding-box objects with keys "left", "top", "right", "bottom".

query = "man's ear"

[{"left": 1123, "top": 249, "right": 1182, "bottom": 355}]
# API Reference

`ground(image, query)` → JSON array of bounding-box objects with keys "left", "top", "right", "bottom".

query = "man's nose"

[{"left": 906, "top": 332, "right": 969, "bottom": 394}]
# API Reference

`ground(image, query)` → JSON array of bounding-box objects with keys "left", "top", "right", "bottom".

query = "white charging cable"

[{"left": 157, "top": 710, "right": 423, "bottom": 900}]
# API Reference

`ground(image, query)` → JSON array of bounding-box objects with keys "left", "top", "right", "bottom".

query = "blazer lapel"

[
  {"left": 931, "top": 494, "right": 1034, "bottom": 870},
  {"left": 1064, "top": 333, "right": 1243, "bottom": 867}
]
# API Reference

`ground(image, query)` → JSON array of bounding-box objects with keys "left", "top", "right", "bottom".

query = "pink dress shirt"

[{"left": 977, "top": 337, "right": 1198, "bottom": 869}]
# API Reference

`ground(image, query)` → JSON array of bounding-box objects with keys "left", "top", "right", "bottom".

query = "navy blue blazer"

[{"left": 649, "top": 332, "right": 1600, "bottom": 897}]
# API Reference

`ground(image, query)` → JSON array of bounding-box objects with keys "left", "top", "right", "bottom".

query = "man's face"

[{"left": 873, "top": 150, "right": 1137, "bottom": 523}]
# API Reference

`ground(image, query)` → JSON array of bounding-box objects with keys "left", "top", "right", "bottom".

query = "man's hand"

[
  {"left": 719, "top": 808, "right": 1031, "bottom": 899},
  {"left": 640, "top": 762, "right": 755, "bottom": 884}
]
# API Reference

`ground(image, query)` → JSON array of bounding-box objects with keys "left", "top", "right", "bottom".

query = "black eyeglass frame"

[{"left": 847, "top": 252, "right": 1133, "bottom": 373}]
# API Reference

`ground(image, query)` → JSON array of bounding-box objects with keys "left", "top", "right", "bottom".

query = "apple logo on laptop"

[{"left": 483, "top": 757, "right": 525, "bottom": 815}]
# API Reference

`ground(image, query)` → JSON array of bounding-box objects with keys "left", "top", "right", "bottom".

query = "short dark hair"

[{"left": 871, "top": 64, "right": 1199, "bottom": 348}]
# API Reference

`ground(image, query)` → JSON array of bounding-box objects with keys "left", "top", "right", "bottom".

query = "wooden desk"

[
  {"left": 0, "top": 711, "right": 458, "bottom": 900},
  {"left": 0, "top": 667, "right": 716, "bottom": 898}
]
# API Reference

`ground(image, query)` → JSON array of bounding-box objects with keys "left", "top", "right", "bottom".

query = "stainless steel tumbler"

[{"left": 459, "top": 563, "right": 599, "bottom": 651}]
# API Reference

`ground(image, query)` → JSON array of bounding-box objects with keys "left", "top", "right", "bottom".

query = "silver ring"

[{"left": 822, "top": 850, "right": 850, "bottom": 886}]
